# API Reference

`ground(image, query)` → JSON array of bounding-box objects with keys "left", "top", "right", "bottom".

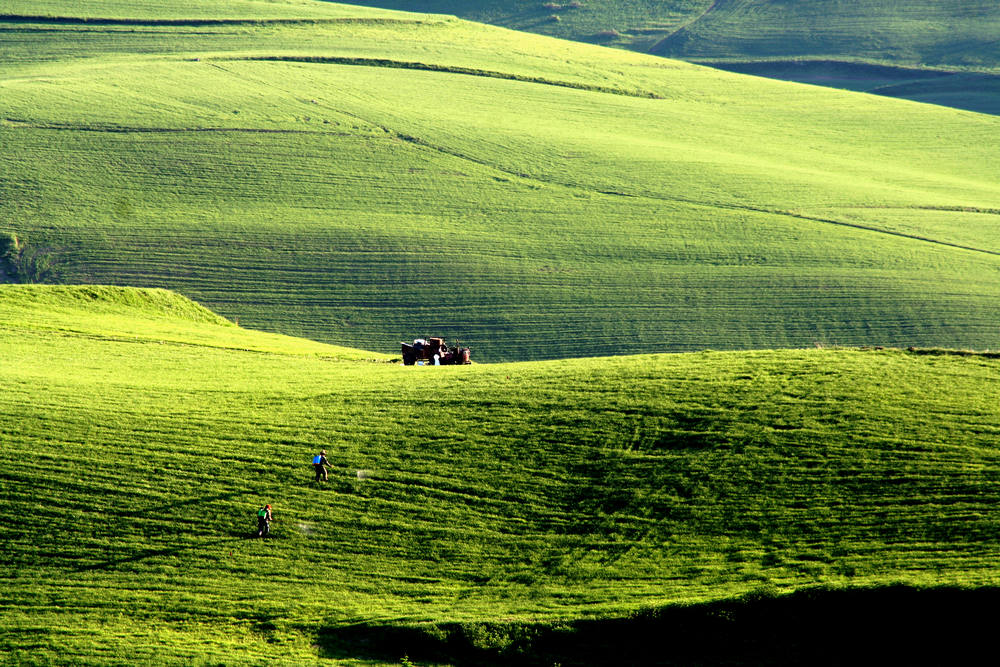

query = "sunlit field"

[
  {"left": 3, "top": 287, "right": 1000, "bottom": 663},
  {"left": 2, "top": 1, "right": 999, "bottom": 361}
]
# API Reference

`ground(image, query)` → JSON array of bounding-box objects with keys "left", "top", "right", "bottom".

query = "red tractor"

[{"left": 401, "top": 337, "right": 471, "bottom": 366}]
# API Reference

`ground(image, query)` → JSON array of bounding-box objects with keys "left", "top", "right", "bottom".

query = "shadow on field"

[
  {"left": 118, "top": 491, "right": 244, "bottom": 519},
  {"left": 317, "top": 585, "right": 999, "bottom": 665},
  {"left": 702, "top": 60, "right": 1000, "bottom": 117},
  {"left": 75, "top": 537, "right": 237, "bottom": 572},
  {"left": 75, "top": 528, "right": 289, "bottom": 571}
]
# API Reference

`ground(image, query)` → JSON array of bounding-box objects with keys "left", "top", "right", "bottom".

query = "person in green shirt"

[{"left": 256, "top": 504, "right": 272, "bottom": 537}]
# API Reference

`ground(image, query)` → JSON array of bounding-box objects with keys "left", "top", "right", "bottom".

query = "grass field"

[
  {"left": 3, "top": 286, "right": 1000, "bottom": 664},
  {"left": 344, "top": 0, "right": 1000, "bottom": 114},
  {"left": 6, "top": 2, "right": 1000, "bottom": 664},
  {"left": 338, "top": 0, "right": 1000, "bottom": 72},
  {"left": 2, "top": 0, "right": 1000, "bottom": 361}
]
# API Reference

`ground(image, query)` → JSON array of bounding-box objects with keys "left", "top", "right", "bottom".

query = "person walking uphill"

[
  {"left": 256, "top": 504, "right": 272, "bottom": 538},
  {"left": 313, "top": 450, "right": 331, "bottom": 482}
]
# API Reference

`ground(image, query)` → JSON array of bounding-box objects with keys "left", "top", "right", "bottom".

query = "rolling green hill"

[
  {"left": 3, "top": 286, "right": 1000, "bottom": 664},
  {"left": 342, "top": 0, "right": 1000, "bottom": 67},
  {"left": 347, "top": 0, "right": 1000, "bottom": 114},
  {"left": 2, "top": 0, "right": 1000, "bottom": 361}
]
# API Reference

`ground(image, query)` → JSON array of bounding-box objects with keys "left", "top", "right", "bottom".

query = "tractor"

[{"left": 401, "top": 337, "right": 471, "bottom": 365}]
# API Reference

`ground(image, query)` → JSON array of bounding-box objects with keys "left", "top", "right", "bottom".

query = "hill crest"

[{"left": 0, "top": 284, "right": 392, "bottom": 360}]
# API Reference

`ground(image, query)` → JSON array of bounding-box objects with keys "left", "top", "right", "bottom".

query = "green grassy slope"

[
  {"left": 2, "top": 0, "right": 404, "bottom": 20},
  {"left": 4, "top": 286, "right": 1000, "bottom": 664},
  {"left": 649, "top": 0, "right": 1000, "bottom": 67},
  {"left": 346, "top": 0, "right": 1000, "bottom": 114},
  {"left": 666, "top": 0, "right": 1000, "bottom": 115},
  {"left": 341, "top": 0, "right": 1000, "bottom": 69},
  {"left": 0, "top": 284, "right": 392, "bottom": 359},
  {"left": 334, "top": 0, "right": 711, "bottom": 46},
  {"left": 3, "top": 1, "right": 1000, "bottom": 361}
]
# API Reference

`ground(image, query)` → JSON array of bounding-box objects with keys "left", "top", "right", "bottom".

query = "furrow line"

[
  {"left": 227, "top": 56, "right": 664, "bottom": 99},
  {"left": 368, "top": 126, "right": 1000, "bottom": 258},
  {"left": 0, "top": 14, "right": 439, "bottom": 27}
]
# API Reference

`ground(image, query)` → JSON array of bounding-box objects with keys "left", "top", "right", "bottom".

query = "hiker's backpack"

[
  {"left": 313, "top": 454, "right": 322, "bottom": 465},
  {"left": 258, "top": 507, "right": 268, "bottom": 518}
]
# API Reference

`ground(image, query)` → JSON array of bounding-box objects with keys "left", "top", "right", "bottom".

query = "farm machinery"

[{"left": 401, "top": 337, "right": 471, "bottom": 366}]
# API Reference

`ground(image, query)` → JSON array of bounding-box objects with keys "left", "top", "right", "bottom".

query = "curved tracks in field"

[
  {"left": 331, "top": 108, "right": 1000, "bottom": 259},
  {"left": 0, "top": 13, "right": 439, "bottom": 27},
  {"left": 225, "top": 55, "right": 663, "bottom": 99},
  {"left": 647, "top": 0, "right": 722, "bottom": 55}
]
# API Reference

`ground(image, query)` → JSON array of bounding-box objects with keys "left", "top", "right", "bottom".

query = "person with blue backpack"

[{"left": 313, "top": 449, "right": 330, "bottom": 482}]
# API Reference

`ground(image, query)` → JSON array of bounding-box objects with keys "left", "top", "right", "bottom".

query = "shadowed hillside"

[
  {"left": 702, "top": 60, "right": 1000, "bottom": 117},
  {"left": 320, "top": 586, "right": 1000, "bottom": 665}
]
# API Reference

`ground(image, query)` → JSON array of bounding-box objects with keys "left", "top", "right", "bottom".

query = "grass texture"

[
  {"left": 3, "top": 286, "right": 1000, "bottom": 664},
  {"left": 344, "top": 0, "right": 1000, "bottom": 114},
  {"left": 337, "top": 0, "right": 1000, "bottom": 70},
  {"left": 2, "top": 0, "right": 1000, "bottom": 363}
]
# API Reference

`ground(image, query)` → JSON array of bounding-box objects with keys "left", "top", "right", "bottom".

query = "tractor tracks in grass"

[
  {"left": 845, "top": 204, "right": 1000, "bottom": 217},
  {"left": 0, "top": 14, "right": 441, "bottom": 28},
  {"left": 246, "top": 63, "right": 997, "bottom": 261},
  {"left": 1, "top": 117, "right": 342, "bottom": 136},
  {"left": 0, "top": 324, "right": 287, "bottom": 357},
  {"left": 7, "top": 111, "right": 995, "bottom": 259},
  {"left": 648, "top": 0, "right": 722, "bottom": 56},
  {"left": 6, "top": 52, "right": 995, "bottom": 260},
  {"left": 355, "top": 118, "right": 1000, "bottom": 259},
  {"left": 389, "top": 135, "right": 1000, "bottom": 258},
  {"left": 224, "top": 55, "right": 664, "bottom": 100},
  {"left": 745, "top": 207, "right": 1000, "bottom": 258}
]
